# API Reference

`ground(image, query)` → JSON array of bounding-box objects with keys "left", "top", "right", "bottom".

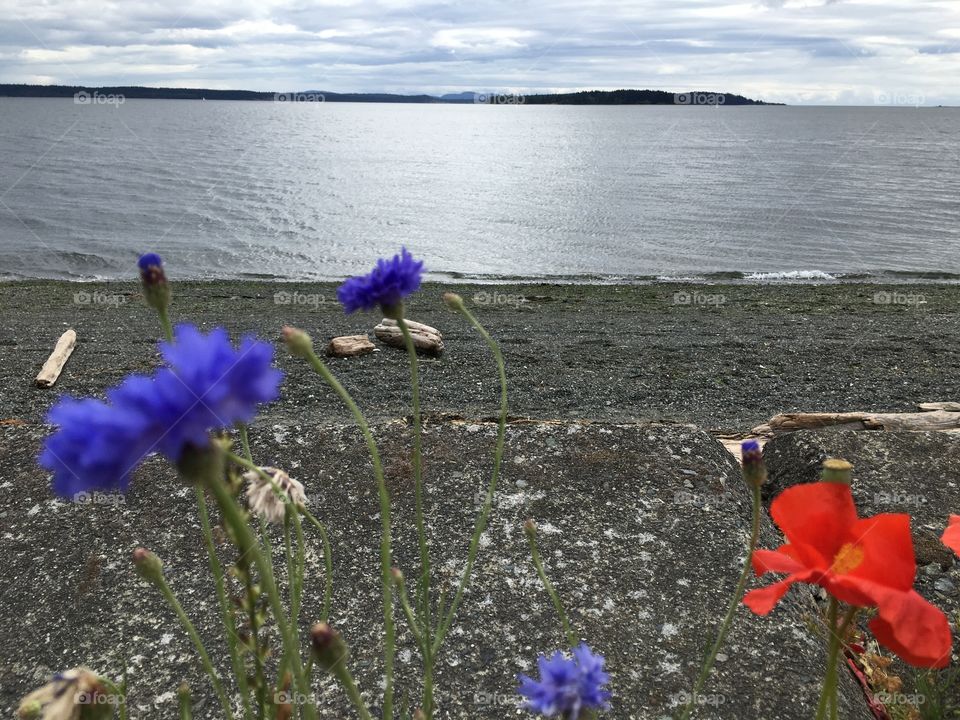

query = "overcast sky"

[{"left": 2, "top": 0, "right": 958, "bottom": 104}]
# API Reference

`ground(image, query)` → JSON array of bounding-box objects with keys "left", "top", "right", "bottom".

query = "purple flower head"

[
  {"left": 740, "top": 439, "right": 767, "bottom": 488},
  {"left": 517, "top": 643, "right": 611, "bottom": 718},
  {"left": 137, "top": 253, "right": 163, "bottom": 272},
  {"left": 39, "top": 324, "right": 282, "bottom": 498},
  {"left": 337, "top": 248, "right": 423, "bottom": 315}
]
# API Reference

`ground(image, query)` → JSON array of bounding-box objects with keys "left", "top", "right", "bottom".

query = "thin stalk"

[
  {"left": 433, "top": 303, "right": 508, "bottom": 654},
  {"left": 292, "top": 508, "right": 307, "bottom": 623},
  {"left": 815, "top": 598, "right": 841, "bottom": 720},
  {"left": 296, "top": 346, "right": 394, "bottom": 720},
  {"left": 396, "top": 318, "right": 430, "bottom": 635},
  {"left": 157, "top": 307, "right": 174, "bottom": 343},
  {"left": 678, "top": 482, "right": 762, "bottom": 720},
  {"left": 153, "top": 573, "right": 235, "bottom": 720},
  {"left": 330, "top": 662, "right": 375, "bottom": 720},
  {"left": 238, "top": 424, "right": 253, "bottom": 464},
  {"left": 194, "top": 486, "right": 252, "bottom": 720},
  {"left": 526, "top": 527, "right": 578, "bottom": 648},
  {"left": 298, "top": 506, "right": 334, "bottom": 623},
  {"left": 393, "top": 575, "right": 425, "bottom": 651},
  {"left": 207, "top": 476, "right": 318, "bottom": 720}
]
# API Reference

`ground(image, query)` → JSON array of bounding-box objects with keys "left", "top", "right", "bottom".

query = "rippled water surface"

[{"left": 1, "top": 98, "right": 958, "bottom": 281}]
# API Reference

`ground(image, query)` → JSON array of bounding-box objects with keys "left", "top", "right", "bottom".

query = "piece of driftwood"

[
  {"left": 35, "top": 329, "right": 77, "bottom": 388},
  {"left": 753, "top": 410, "right": 960, "bottom": 436},
  {"left": 374, "top": 318, "right": 444, "bottom": 354},
  {"left": 326, "top": 335, "right": 376, "bottom": 358},
  {"left": 918, "top": 402, "right": 960, "bottom": 413}
]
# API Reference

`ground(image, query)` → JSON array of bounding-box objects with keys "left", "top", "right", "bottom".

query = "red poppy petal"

[
  {"left": 869, "top": 589, "right": 953, "bottom": 668},
  {"left": 770, "top": 482, "right": 858, "bottom": 558},
  {"left": 752, "top": 548, "right": 806, "bottom": 576},
  {"left": 845, "top": 514, "right": 915, "bottom": 591},
  {"left": 744, "top": 578, "right": 796, "bottom": 615},
  {"left": 943, "top": 515, "right": 960, "bottom": 556}
]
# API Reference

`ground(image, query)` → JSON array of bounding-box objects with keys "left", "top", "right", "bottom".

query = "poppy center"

[{"left": 830, "top": 542, "right": 864, "bottom": 575}]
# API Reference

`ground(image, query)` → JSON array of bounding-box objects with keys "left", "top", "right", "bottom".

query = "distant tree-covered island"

[{"left": 0, "top": 84, "right": 781, "bottom": 105}]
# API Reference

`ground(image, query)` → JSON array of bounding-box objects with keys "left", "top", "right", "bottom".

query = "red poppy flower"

[
  {"left": 944, "top": 515, "right": 960, "bottom": 557},
  {"left": 744, "top": 482, "right": 952, "bottom": 668}
]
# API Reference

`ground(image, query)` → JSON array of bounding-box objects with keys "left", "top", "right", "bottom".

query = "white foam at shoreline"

[{"left": 744, "top": 270, "right": 838, "bottom": 281}]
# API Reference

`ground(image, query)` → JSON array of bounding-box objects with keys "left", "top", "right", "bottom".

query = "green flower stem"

[
  {"left": 296, "top": 345, "right": 395, "bottom": 720},
  {"left": 330, "top": 661, "right": 375, "bottom": 720},
  {"left": 152, "top": 572, "right": 235, "bottom": 720},
  {"left": 283, "top": 516, "right": 303, "bottom": 655},
  {"left": 206, "top": 476, "right": 317, "bottom": 720},
  {"left": 298, "top": 506, "right": 334, "bottom": 623},
  {"left": 526, "top": 527, "right": 578, "bottom": 648},
  {"left": 157, "top": 307, "right": 174, "bottom": 343},
  {"left": 815, "top": 604, "right": 859, "bottom": 720},
  {"left": 292, "top": 509, "right": 308, "bottom": 622},
  {"left": 678, "top": 482, "right": 762, "bottom": 720},
  {"left": 178, "top": 685, "right": 192, "bottom": 720},
  {"left": 194, "top": 487, "right": 252, "bottom": 720},
  {"left": 393, "top": 574, "right": 425, "bottom": 651},
  {"left": 396, "top": 317, "right": 433, "bottom": 717},
  {"left": 432, "top": 302, "right": 508, "bottom": 655},
  {"left": 238, "top": 424, "right": 253, "bottom": 464}
]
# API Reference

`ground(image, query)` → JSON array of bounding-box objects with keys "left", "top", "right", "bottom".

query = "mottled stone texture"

[{"left": 1, "top": 421, "right": 873, "bottom": 719}]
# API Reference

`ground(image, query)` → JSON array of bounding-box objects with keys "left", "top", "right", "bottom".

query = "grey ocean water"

[{"left": 0, "top": 98, "right": 958, "bottom": 282}]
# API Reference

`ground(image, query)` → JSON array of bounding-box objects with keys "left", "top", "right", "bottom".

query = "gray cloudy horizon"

[{"left": 2, "top": 0, "right": 959, "bottom": 105}]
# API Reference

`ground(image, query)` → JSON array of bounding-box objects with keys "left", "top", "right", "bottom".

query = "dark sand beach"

[{"left": 1, "top": 280, "right": 958, "bottom": 432}]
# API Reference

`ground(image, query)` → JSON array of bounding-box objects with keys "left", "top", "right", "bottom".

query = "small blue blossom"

[
  {"left": 137, "top": 253, "right": 163, "bottom": 272},
  {"left": 517, "top": 643, "right": 611, "bottom": 718},
  {"left": 40, "top": 324, "right": 282, "bottom": 497},
  {"left": 337, "top": 247, "right": 424, "bottom": 314}
]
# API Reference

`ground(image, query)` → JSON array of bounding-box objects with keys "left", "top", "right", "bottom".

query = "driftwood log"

[
  {"left": 374, "top": 318, "right": 444, "bottom": 355},
  {"left": 918, "top": 402, "right": 960, "bottom": 413},
  {"left": 326, "top": 335, "right": 376, "bottom": 358},
  {"left": 754, "top": 409, "right": 960, "bottom": 436},
  {"left": 35, "top": 329, "right": 77, "bottom": 388}
]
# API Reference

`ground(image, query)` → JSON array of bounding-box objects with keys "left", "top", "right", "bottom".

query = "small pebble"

[
  {"left": 715, "top": 653, "right": 728, "bottom": 663},
  {"left": 934, "top": 578, "right": 956, "bottom": 596}
]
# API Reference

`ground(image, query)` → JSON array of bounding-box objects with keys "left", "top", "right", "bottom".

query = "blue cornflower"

[
  {"left": 337, "top": 247, "right": 423, "bottom": 317},
  {"left": 137, "top": 252, "right": 169, "bottom": 312},
  {"left": 517, "top": 643, "right": 611, "bottom": 718},
  {"left": 40, "top": 324, "right": 282, "bottom": 497},
  {"left": 137, "top": 253, "right": 163, "bottom": 272}
]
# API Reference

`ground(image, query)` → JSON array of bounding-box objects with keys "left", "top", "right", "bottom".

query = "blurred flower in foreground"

[
  {"left": 744, "top": 482, "right": 952, "bottom": 667},
  {"left": 944, "top": 515, "right": 960, "bottom": 556},
  {"left": 40, "top": 324, "right": 281, "bottom": 497},
  {"left": 244, "top": 466, "right": 307, "bottom": 524},
  {"left": 17, "top": 667, "right": 112, "bottom": 720},
  {"left": 337, "top": 247, "right": 423, "bottom": 317},
  {"left": 517, "top": 643, "right": 611, "bottom": 718}
]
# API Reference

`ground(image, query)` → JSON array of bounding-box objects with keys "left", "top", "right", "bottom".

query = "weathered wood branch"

[
  {"left": 326, "top": 334, "right": 376, "bottom": 358},
  {"left": 35, "top": 329, "right": 77, "bottom": 388},
  {"left": 374, "top": 318, "right": 444, "bottom": 354},
  {"left": 754, "top": 409, "right": 960, "bottom": 435}
]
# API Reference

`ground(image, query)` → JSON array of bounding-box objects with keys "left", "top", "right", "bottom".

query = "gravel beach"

[{"left": 1, "top": 280, "right": 958, "bottom": 434}]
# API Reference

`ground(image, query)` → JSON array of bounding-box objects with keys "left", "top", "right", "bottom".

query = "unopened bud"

[
  {"left": 391, "top": 568, "right": 404, "bottom": 586},
  {"left": 17, "top": 700, "right": 42, "bottom": 719},
  {"left": 137, "top": 253, "right": 171, "bottom": 313},
  {"left": 310, "top": 623, "right": 349, "bottom": 671},
  {"left": 741, "top": 439, "right": 767, "bottom": 488},
  {"left": 282, "top": 326, "right": 314, "bottom": 358},
  {"left": 524, "top": 519, "right": 537, "bottom": 538},
  {"left": 442, "top": 292, "right": 465, "bottom": 312},
  {"left": 821, "top": 458, "right": 853, "bottom": 485},
  {"left": 176, "top": 442, "right": 225, "bottom": 485},
  {"left": 132, "top": 547, "right": 163, "bottom": 585},
  {"left": 413, "top": 710, "right": 427, "bottom": 720}
]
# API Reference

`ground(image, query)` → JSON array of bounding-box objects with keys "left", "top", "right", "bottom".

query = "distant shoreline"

[{"left": 0, "top": 84, "right": 779, "bottom": 105}]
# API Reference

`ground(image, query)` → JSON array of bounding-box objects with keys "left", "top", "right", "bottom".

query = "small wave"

[{"left": 744, "top": 270, "right": 838, "bottom": 282}]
